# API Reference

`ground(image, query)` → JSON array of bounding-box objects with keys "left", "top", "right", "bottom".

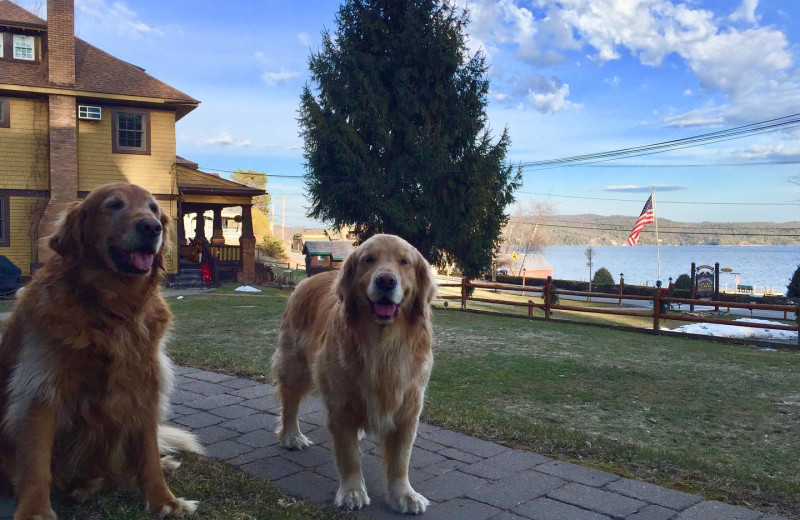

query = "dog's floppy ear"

[
  {"left": 156, "top": 211, "right": 174, "bottom": 271},
  {"left": 48, "top": 201, "right": 85, "bottom": 259},
  {"left": 335, "top": 247, "right": 360, "bottom": 323},
  {"left": 412, "top": 249, "right": 436, "bottom": 320}
]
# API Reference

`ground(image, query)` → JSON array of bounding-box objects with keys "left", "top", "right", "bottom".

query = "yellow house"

[{"left": 0, "top": 0, "right": 262, "bottom": 283}]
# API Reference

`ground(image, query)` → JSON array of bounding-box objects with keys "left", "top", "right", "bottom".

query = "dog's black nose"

[
  {"left": 375, "top": 273, "right": 397, "bottom": 292},
  {"left": 136, "top": 217, "right": 162, "bottom": 238}
]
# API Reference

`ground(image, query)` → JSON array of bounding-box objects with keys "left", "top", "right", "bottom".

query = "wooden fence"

[{"left": 439, "top": 278, "right": 800, "bottom": 350}]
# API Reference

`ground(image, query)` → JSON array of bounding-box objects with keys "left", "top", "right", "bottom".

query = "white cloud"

[
  {"left": 205, "top": 130, "right": 252, "bottom": 148},
  {"left": 262, "top": 70, "right": 300, "bottom": 86},
  {"left": 496, "top": 75, "right": 581, "bottom": 113},
  {"left": 663, "top": 107, "right": 725, "bottom": 128},
  {"left": 254, "top": 51, "right": 268, "bottom": 65},
  {"left": 605, "top": 76, "right": 620, "bottom": 87},
  {"left": 732, "top": 143, "right": 800, "bottom": 161},
  {"left": 75, "top": 0, "right": 163, "bottom": 37},
  {"left": 297, "top": 32, "right": 311, "bottom": 47},
  {"left": 730, "top": 0, "right": 759, "bottom": 24},
  {"left": 529, "top": 82, "right": 578, "bottom": 113},
  {"left": 460, "top": 0, "right": 795, "bottom": 121},
  {"left": 603, "top": 185, "right": 688, "bottom": 192}
]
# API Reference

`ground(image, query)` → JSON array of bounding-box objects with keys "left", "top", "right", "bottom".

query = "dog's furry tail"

[{"left": 158, "top": 424, "right": 205, "bottom": 455}]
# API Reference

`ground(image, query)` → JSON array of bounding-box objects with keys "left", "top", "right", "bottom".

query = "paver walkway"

[{"left": 0, "top": 366, "right": 789, "bottom": 519}]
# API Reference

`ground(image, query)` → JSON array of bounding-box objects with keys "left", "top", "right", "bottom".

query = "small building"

[
  {"left": 507, "top": 253, "right": 554, "bottom": 279},
  {"left": 302, "top": 241, "right": 356, "bottom": 276}
]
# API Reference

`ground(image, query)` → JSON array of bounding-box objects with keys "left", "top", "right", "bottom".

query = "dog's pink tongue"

[
  {"left": 374, "top": 302, "right": 397, "bottom": 317},
  {"left": 130, "top": 251, "right": 154, "bottom": 271}
]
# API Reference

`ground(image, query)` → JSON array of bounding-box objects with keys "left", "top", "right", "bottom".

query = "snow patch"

[
  {"left": 235, "top": 285, "right": 262, "bottom": 293},
  {"left": 669, "top": 318, "right": 797, "bottom": 341}
]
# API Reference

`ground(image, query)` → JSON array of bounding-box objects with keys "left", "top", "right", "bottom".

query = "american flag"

[{"left": 627, "top": 195, "right": 655, "bottom": 246}]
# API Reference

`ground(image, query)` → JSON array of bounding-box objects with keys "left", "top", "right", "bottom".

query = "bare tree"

[{"left": 502, "top": 201, "right": 554, "bottom": 275}]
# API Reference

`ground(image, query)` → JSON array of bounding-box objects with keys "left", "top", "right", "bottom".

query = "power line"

[
  {"left": 517, "top": 191, "right": 798, "bottom": 206},
  {"left": 534, "top": 222, "right": 800, "bottom": 237},
  {"left": 518, "top": 113, "right": 800, "bottom": 170},
  {"left": 566, "top": 160, "right": 800, "bottom": 168},
  {"left": 199, "top": 166, "right": 305, "bottom": 179},
  {"left": 514, "top": 218, "right": 800, "bottom": 231}
]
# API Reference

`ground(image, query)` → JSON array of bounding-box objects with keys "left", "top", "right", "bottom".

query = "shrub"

[
  {"left": 592, "top": 267, "right": 615, "bottom": 286},
  {"left": 788, "top": 264, "right": 800, "bottom": 298},
  {"left": 256, "top": 235, "right": 287, "bottom": 260}
]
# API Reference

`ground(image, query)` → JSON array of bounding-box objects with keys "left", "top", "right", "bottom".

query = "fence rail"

[{"left": 449, "top": 278, "right": 800, "bottom": 350}]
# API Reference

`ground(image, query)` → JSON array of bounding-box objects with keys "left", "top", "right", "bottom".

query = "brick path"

[{"left": 0, "top": 366, "right": 789, "bottom": 519}]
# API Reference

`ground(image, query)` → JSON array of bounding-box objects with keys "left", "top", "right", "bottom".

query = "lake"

[{"left": 537, "top": 245, "right": 800, "bottom": 294}]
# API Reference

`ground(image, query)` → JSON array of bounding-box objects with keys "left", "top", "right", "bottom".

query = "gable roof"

[
  {"left": 303, "top": 241, "right": 357, "bottom": 262},
  {"left": 177, "top": 164, "right": 265, "bottom": 198},
  {"left": 0, "top": 0, "right": 46, "bottom": 30},
  {"left": 0, "top": 1, "right": 198, "bottom": 118}
]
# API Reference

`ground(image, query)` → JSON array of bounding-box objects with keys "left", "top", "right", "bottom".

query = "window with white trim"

[
  {"left": 0, "top": 34, "right": 4, "bottom": 58},
  {"left": 12, "top": 35, "right": 34, "bottom": 60}
]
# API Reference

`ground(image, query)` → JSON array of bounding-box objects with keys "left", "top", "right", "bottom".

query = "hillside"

[{"left": 508, "top": 215, "right": 800, "bottom": 246}]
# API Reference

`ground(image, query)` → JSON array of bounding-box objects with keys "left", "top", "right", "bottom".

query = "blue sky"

[{"left": 15, "top": 0, "right": 800, "bottom": 226}]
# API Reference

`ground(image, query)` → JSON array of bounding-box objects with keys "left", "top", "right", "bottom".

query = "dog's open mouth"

[
  {"left": 370, "top": 298, "right": 399, "bottom": 321},
  {"left": 111, "top": 247, "right": 156, "bottom": 275}
]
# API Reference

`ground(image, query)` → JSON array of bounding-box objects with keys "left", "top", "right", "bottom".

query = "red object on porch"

[{"left": 201, "top": 264, "right": 212, "bottom": 284}]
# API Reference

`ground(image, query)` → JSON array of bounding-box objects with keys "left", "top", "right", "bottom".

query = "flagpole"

[{"left": 652, "top": 186, "right": 661, "bottom": 280}]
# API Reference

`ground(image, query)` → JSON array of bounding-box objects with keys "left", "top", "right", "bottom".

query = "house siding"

[
  {"left": 3, "top": 196, "right": 37, "bottom": 271},
  {"left": 0, "top": 97, "right": 49, "bottom": 190},
  {"left": 78, "top": 107, "right": 177, "bottom": 194}
]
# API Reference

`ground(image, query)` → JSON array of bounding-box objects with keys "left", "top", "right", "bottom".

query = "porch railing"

[{"left": 210, "top": 245, "right": 241, "bottom": 263}]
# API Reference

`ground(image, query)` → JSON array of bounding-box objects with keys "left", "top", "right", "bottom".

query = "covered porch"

[{"left": 174, "top": 159, "right": 265, "bottom": 286}]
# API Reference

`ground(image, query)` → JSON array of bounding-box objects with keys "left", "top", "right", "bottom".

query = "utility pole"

[{"left": 280, "top": 196, "right": 287, "bottom": 242}]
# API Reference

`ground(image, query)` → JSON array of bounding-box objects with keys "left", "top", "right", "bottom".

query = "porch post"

[
  {"left": 238, "top": 204, "right": 256, "bottom": 284},
  {"left": 211, "top": 206, "right": 225, "bottom": 245},
  {"left": 194, "top": 210, "right": 206, "bottom": 241}
]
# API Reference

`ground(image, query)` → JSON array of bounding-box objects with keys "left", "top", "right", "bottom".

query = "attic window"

[
  {"left": 12, "top": 35, "right": 34, "bottom": 61},
  {"left": 112, "top": 108, "right": 150, "bottom": 155}
]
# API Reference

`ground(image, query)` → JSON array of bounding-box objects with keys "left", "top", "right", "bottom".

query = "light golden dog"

[
  {"left": 0, "top": 183, "right": 202, "bottom": 519},
  {"left": 272, "top": 234, "right": 436, "bottom": 514}
]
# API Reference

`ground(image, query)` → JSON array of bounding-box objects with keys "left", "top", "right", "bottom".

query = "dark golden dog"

[
  {"left": 0, "top": 183, "right": 201, "bottom": 519},
  {"left": 272, "top": 234, "right": 436, "bottom": 513}
]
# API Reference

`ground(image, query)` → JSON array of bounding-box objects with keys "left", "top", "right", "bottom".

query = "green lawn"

[
  {"left": 165, "top": 286, "right": 800, "bottom": 518},
  {"left": 50, "top": 454, "right": 356, "bottom": 520}
]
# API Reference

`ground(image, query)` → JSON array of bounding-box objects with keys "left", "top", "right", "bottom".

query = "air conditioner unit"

[{"left": 78, "top": 105, "right": 102, "bottom": 121}]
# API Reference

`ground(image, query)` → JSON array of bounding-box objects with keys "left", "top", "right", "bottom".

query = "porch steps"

[{"left": 168, "top": 268, "right": 209, "bottom": 289}]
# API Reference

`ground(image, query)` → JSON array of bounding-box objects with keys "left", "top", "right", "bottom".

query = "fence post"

[
  {"left": 653, "top": 290, "right": 661, "bottom": 331},
  {"left": 714, "top": 262, "right": 720, "bottom": 312},
  {"left": 528, "top": 300, "right": 533, "bottom": 319},
  {"left": 796, "top": 303, "right": 799, "bottom": 351},
  {"left": 461, "top": 275, "right": 468, "bottom": 310},
  {"left": 544, "top": 278, "right": 552, "bottom": 320},
  {"left": 690, "top": 261, "right": 696, "bottom": 313},
  {"left": 521, "top": 269, "right": 526, "bottom": 296},
  {"left": 618, "top": 274, "right": 624, "bottom": 307}
]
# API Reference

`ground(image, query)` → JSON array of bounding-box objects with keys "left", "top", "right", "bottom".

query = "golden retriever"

[
  {"left": 0, "top": 183, "right": 202, "bottom": 519},
  {"left": 272, "top": 234, "right": 436, "bottom": 514}
]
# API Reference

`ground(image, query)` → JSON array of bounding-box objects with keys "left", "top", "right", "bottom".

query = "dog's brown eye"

[
  {"left": 149, "top": 202, "right": 159, "bottom": 213},
  {"left": 106, "top": 199, "right": 124, "bottom": 210},
  {"left": 400, "top": 258, "right": 409, "bottom": 265},
  {"left": 364, "top": 256, "right": 374, "bottom": 264}
]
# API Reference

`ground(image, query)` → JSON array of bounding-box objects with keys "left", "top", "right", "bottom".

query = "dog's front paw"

[
  {"left": 335, "top": 487, "right": 370, "bottom": 510},
  {"left": 149, "top": 497, "right": 199, "bottom": 517},
  {"left": 387, "top": 487, "right": 429, "bottom": 514},
  {"left": 279, "top": 431, "right": 313, "bottom": 450}
]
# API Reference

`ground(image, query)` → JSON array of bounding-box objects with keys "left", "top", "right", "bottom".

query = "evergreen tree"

[
  {"left": 788, "top": 264, "right": 800, "bottom": 298},
  {"left": 592, "top": 267, "right": 615, "bottom": 286},
  {"left": 299, "top": 0, "right": 521, "bottom": 276}
]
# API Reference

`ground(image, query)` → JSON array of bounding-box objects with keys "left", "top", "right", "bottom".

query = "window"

[
  {"left": 0, "top": 195, "right": 8, "bottom": 247},
  {"left": 0, "top": 33, "right": 4, "bottom": 58},
  {"left": 78, "top": 105, "right": 102, "bottom": 121},
  {"left": 0, "top": 99, "right": 8, "bottom": 128},
  {"left": 112, "top": 109, "right": 150, "bottom": 154},
  {"left": 12, "top": 35, "right": 34, "bottom": 61}
]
